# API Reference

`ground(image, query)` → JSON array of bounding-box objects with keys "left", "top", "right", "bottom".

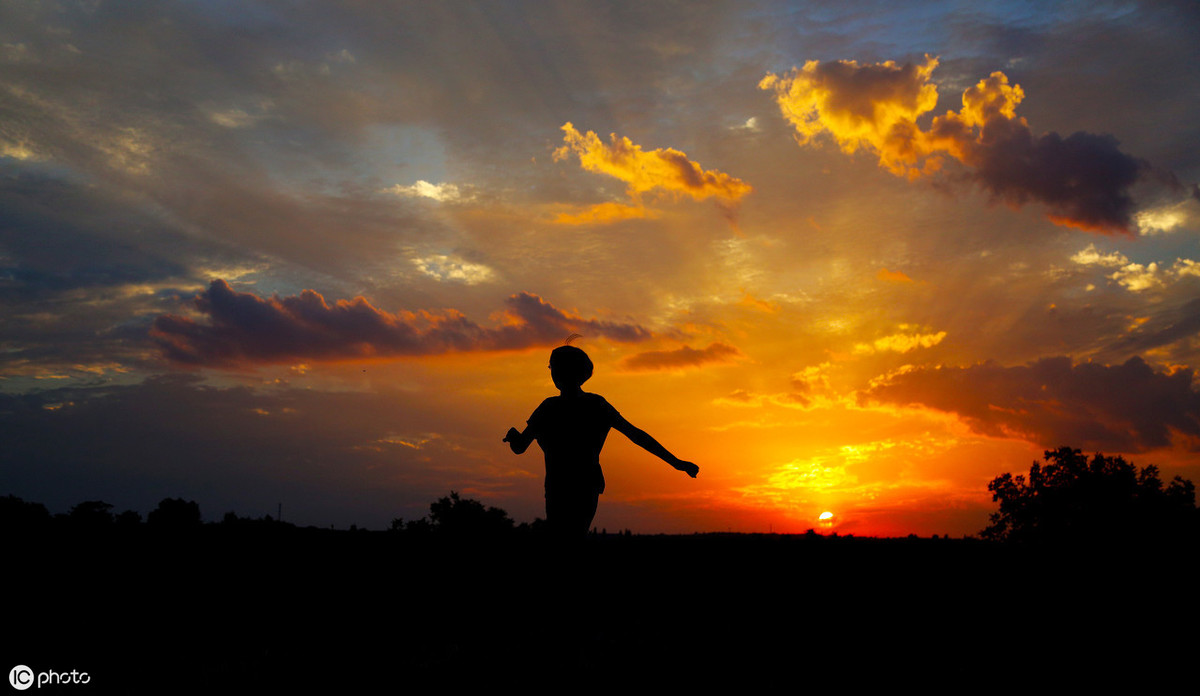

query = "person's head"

[{"left": 549, "top": 345, "right": 593, "bottom": 391}]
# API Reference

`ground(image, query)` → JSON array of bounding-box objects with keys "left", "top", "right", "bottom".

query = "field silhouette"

[{"left": 5, "top": 449, "right": 1197, "bottom": 691}]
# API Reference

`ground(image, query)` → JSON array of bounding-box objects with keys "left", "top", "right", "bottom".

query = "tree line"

[
  {"left": 982, "top": 446, "right": 1197, "bottom": 543},
  {"left": 4, "top": 447, "right": 1198, "bottom": 542}
]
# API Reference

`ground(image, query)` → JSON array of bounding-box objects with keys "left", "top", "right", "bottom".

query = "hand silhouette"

[
  {"left": 674, "top": 460, "right": 699, "bottom": 478},
  {"left": 503, "top": 427, "right": 520, "bottom": 443}
]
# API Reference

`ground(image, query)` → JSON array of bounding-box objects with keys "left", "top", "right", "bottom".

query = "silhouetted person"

[{"left": 504, "top": 345, "right": 698, "bottom": 541}]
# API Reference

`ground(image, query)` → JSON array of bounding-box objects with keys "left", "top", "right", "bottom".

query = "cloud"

[
  {"left": 1070, "top": 243, "right": 1129, "bottom": 268},
  {"left": 1, "top": 138, "right": 40, "bottom": 161},
  {"left": 861, "top": 356, "right": 1200, "bottom": 452},
  {"left": 1110, "top": 258, "right": 1200, "bottom": 292},
  {"left": 791, "top": 362, "right": 832, "bottom": 393},
  {"left": 711, "top": 363, "right": 839, "bottom": 412},
  {"left": 1109, "top": 298, "right": 1200, "bottom": 356},
  {"left": 1175, "top": 259, "right": 1200, "bottom": 279},
  {"left": 877, "top": 268, "right": 914, "bottom": 283},
  {"left": 0, "top": 172, "right": 264, "bottom": 378},
  {"left": 958, "top": 117, "right": 1143, "bottom": 234},
  {"left": 411, "top": 254, "right": 495, "bottom": 284},
  {"left": 788, "top": 362, "right": 837, "bottom": 408},
  {"left": 731, "top": 117, "right": 761, "bottom": 133},
  {"left": 853, "top": 327, "right": 947, "bottom": 355},
  {"left": 712, "top": 389, "right": 812, "bottom": 411},
  {"left": 738, "top": 291, "right": 778, "bottom": 313},
  {"left": 554, "top": 122, "right": 752, "bottom": 203},
  {"left": 1071, "top": 244, "right": 1200, "bottom": 291},
  {"left": 1108, "top": 262, "right": 1165, "bottom": 292},
  {"left": 206, "top": 105, "right": 271, "bottom": 129},
  {"left": 552, "top": 201, "right": 660, "bottom": 225},
  {"left": 151, "top": 280, "right": 651, "bottom": 366},
  {"left": 1135, "top": 198, "right": 1198, "bottom": 235},
  {"left": 759, "top": 57, "right": 941, "bottom": 178},
  {"left": 621, "top": 342, "right": 742, "bottom": 371},
  {"left": 761, "top": 57, "right": 1161, "bottom": 234},
  {"left": 385, "top": 180, "right": 473, "bottom": 203},
  {"left": 0, "top": 174, "right": 194, "bottom": 298}
]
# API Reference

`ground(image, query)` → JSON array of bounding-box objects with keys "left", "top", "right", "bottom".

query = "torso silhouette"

[{"left": 527, "top": 392, "right": 620, "bottom": 496}]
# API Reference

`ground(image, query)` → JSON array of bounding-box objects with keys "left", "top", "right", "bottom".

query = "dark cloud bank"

[
  {"left": 621, "top": 342, "right": 742, "bottom": 371},
  {"left": 152, "top": 280, "right": 651, "bottom": 365},
  {"left": 863, "top": 356, "right": 1200, "bottom": 452}
]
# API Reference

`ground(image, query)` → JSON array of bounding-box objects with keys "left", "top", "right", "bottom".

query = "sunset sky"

[{"left": 3, "top": 0, "right": 1199, "bottom": 536}]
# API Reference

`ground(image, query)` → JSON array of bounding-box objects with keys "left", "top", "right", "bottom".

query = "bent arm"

[
  {"left": 613, "top": 416, "right": 699, "bottom": 478},
  {"left": 503, "top": 426, "right": 535, "bottom": 455}
]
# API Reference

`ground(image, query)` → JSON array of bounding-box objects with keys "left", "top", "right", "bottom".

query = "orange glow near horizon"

[
  {"left": 391, "top": 340, "right": 1031, "bottom": 537},
  {"left": 167, "top": 261, "right": 1200, "bottom": 539}
]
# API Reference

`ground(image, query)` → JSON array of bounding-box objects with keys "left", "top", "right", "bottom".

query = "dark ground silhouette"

[
  {"left": 6, "top": 445, "right": 1199, "bottom": 691},
  {"left": 5, "top": 494, "right": 1196, "bottom": 692}
]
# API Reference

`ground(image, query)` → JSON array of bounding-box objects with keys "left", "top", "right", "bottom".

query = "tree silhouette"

[
  {"left": 983, "top": 447, "right": 1198, "bottom": 543},
  {"left": 148, "top": 498, "right": 202, "bottom": 528},
  {"left": 68, "top": 500, "right": 114, "bottom": 528},
  {"left": 0, "top": 495, "right": 51, "bottom": 531},
  {"left": 115, "top": 509, "right": 143, "bottom": 527},
  {"left": 428, "top": 491, "right": 514, "bottom": 536}
]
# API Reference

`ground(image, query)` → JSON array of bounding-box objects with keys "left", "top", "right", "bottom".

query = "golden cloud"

[
  {"left": 554, "top": 122, "right": 752, "bottom": 203},
  {"left": 1070, "top": 243, "right": 1129, "bottom": 268},
  {"left": 877, "top": 268, "right": 914, "bottom": 283},
  {"left": 853, "top": 327, "right": 947, "bottom": 355},
  {"left": 552, "top": 201, "right": 660, "bottom": 226},
  {"left": 762, "top": 58, "right": 1149, "bottom": 233},
  {"left": 1071, "top": 244, "right": 1200, "bottom": 291},
  {"left": 759, "top": 56, "right": 941, "bottom": 178},
  {"left": 738, "top": 291, "right": 779, "bottom": 313}
]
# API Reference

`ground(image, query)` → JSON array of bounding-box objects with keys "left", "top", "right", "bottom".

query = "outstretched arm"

[
  {"left": 613, "top": 415, "right": 699, "bottom": 478},
  {"left": 503, "top": 426, "right": 535, "bottom": 455}
]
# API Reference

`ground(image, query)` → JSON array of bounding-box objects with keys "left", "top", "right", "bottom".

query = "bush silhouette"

[{"left": 983, "top": 447, "right": 1197, "bottom": 543}]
